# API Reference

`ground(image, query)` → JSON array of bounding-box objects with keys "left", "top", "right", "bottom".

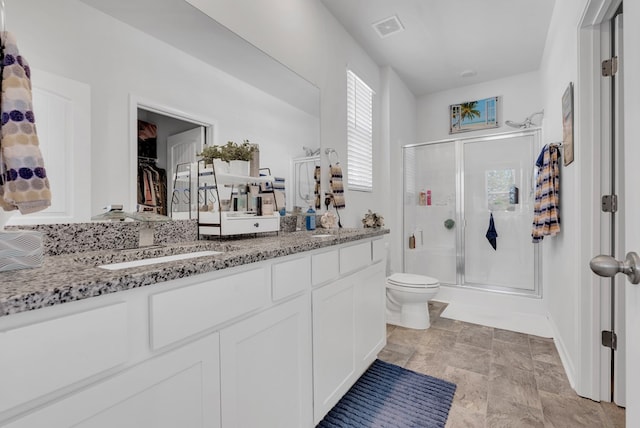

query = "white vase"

[
  {"left": 212, "top": 158, "right": 230, "bottom": 174},
  {"left": 229, "top": 160, "right": 250, "bottom": 176}
]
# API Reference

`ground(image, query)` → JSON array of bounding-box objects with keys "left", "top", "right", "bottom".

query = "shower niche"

[{"left": 403, "top": 129, "right": 541, "bottom": 297}]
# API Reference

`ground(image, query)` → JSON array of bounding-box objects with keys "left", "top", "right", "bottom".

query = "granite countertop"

[{"left": 0, "top": 228, "right": 388, "bottom": 317}]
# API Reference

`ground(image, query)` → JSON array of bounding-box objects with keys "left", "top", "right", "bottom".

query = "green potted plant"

[{"left": 199, "top": 140, "right": 257, "bottom": 175}]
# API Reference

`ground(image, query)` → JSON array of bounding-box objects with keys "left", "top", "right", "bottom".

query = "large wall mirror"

[{"left": 5, "top": 0, "right": 320, "bottom": 225}]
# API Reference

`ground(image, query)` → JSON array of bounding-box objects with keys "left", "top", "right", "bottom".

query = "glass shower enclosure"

[{"left": 403, "top": 129, "right": 541, "bottom": 296}]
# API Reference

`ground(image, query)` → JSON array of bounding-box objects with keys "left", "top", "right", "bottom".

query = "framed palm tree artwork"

[{"left": 449, "top": 96, "right": 499, "bottom": 134}]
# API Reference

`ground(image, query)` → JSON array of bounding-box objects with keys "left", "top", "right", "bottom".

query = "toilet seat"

[{"left": 387, "top": 273, "right": 439, "bottom": 289}]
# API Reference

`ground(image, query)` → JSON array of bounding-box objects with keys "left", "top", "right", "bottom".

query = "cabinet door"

[
  {"left": 355, "top": 262, "right": 386, "bottom": 365},
  {"left": 312, "top": 276, "right": 356, "bottom": 423},
  {"left": 5, "top": 335, "right": 221, "bottom": 428},
  {"left": 0, "top": 303, "right": 128, "bottom": 414},
  {"left": 220, "top": 294, "right": 312, "bottom": 428}
]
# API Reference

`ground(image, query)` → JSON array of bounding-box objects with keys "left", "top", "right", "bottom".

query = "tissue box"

[{"left": 0, "top": 230, "right": 44, "bottom": 272}]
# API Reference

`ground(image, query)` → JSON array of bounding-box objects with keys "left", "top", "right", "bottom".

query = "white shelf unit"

[{"left": 172, "top": 161, "right": 280, "bottom": 236}]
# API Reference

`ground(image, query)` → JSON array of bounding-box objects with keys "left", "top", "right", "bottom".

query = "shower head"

[
  {"left": 505, "top": 120, "right": 528, "bottom": 128},
  {"left": 505, "top": 110, "right": 544, "bottom": 129}
]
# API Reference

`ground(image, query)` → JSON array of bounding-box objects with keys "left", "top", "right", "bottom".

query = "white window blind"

[{"left": 347, "top": 70, "right": 373, "bottom": 192}]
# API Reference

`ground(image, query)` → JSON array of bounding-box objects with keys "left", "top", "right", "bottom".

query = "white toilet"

[{"left": 386, "top": 272, "right": 440, "bottom": 330}]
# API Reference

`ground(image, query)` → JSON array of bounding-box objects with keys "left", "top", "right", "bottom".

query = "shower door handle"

[{"left": 590, "top": 252, "right": 640, "bottom": 284}]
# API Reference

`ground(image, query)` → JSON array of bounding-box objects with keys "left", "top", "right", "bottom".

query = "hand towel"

[
  {"left": 0, "top": 32, "right": 51, "bottom": 214},
  {"left": 532, "top": 144, "right": 560, "bottom": 242},
  {"left": 330, "top": 163, "right": 345, "bottom": 209},
  {"left": 313, "top": 165, "right": 321, "bottom": 209},
  {"left": 486, "top": 212, "right": 498, "bottom": 250}
]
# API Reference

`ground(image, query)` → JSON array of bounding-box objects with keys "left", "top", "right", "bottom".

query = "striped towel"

[
  {"left": 532, "top": 144, "right": 560, "bottom": 242},
  {"left": 272, "top": 176, "right": 286, "bottom": 191},
  {"left": 330, "top": 163, "right": 345, "bottom": 209},
  {"left": 313, "top": 165, "right": 321, "bottom": 209},
  {"left": 0, "top": 32, "right": 51, "bottom": 214}
]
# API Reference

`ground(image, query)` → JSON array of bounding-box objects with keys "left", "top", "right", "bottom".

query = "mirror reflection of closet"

[
  {"left": 136, "top": 108, "right": 205, "bottom": 218},
  {"left": 292, "top": 149, "right": 321, "bottom": 212}
]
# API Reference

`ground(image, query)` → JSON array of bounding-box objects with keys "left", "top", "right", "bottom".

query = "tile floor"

[{"left": 379, "top": 301, "right": 626, "bottom": 428}]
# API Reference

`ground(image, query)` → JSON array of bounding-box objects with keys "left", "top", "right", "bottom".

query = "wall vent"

[{"left": 372, "top": 15, "right": 405, "bottom": 38}]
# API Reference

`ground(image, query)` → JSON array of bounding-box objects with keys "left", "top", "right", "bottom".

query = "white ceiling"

[{"left": 321, "top": 0, "right": 556, "bottom": 96}]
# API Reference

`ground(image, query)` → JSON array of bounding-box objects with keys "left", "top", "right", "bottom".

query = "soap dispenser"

[{"left": 306, "top": 206, "right": 316, "bottom": 230}]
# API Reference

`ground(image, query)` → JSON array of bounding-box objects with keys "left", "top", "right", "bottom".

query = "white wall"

[
  {"left": 8, "top": 0, "right": 318, "bottom": 217},
  {"left": 380, "top": 66, "right": 416, "bottom": 274},
  {"left": 538, "top": 0, "right": 588, "bottom": 391},
  {"left": 416, "top": 71, "right": 543, "bottom": 142},
  {"left": 186, "top": 0, "right": 384, "bottom": 228}
]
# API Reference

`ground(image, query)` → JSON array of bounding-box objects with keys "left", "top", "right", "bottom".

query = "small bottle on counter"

[
  {"left": 306, "top": 206, "right": 316, "bottom": 230},
  {"left": 256, "top": 196, "right": 263, "bottom": 216}
]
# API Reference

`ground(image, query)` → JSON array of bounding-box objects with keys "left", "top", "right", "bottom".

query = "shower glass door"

[
  {"left": 462, "top": 133, "right": 539, "bottom": 294},
  {"left": 403, "top": 142, "right": 457, "bottom": 284},
  {"left": 403, "top": 129, "right": 540, "bottom": 296}
]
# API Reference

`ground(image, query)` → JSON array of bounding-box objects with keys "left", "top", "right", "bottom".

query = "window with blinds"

[{"left": 347, "top": 70, "right": 373, "bottom": 192}]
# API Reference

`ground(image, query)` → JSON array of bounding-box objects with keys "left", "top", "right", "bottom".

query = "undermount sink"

[
  {"left": 311, "top": 234, "right": 334, "bottom": 238},
  {"left": 98, "top": 250, "right": 222, "bottom": 270}
]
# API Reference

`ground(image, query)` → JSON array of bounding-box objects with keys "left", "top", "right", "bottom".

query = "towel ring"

[
  {"left": 0, "top": 0, "right": 7, "bottom": 50},
  {"left": 1, "top": 0, "right": 5, "bottom": 40},
  {"left": 325, "top": 148, "right": 339, "bottom": 165}
]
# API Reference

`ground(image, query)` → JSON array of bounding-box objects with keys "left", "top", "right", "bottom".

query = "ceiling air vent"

[{"left": 372, "top": 15, "right": 405, "bottom": 38}]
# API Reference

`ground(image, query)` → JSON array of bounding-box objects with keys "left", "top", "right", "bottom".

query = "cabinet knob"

[{"left": 254, "top": 222, "right": 259, "bottom": 228}]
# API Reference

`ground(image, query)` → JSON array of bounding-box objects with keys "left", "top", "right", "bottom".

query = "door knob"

[{"left": 590, "top": 252, "right": 640, "bottom": 284}]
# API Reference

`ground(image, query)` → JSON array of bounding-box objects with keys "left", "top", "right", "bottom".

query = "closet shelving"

[{"left": 171, "top": 160, "right": 280, "bottom": 236}]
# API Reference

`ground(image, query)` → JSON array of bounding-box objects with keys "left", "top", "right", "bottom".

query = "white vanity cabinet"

[
  {"left": 220, "top": 293, "right": 313, "bottom": 428},
  {"left": 3, "top": 334, "right": 221, "bottom": 428},
  {"left": 0, "top": 235, "right": 386, "bottom": 428},
  {"left": 312, "top": 238, "right": 387, "bottom": 423}
]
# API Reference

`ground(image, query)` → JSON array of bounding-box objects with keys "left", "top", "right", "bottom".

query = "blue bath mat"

[{"left": 317, "top": 359, "right": 457, "bottom": 428}]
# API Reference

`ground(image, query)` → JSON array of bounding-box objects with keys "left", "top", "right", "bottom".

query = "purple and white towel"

[{"left": 0, "top": 32, "right": 51, "bottom": 214}]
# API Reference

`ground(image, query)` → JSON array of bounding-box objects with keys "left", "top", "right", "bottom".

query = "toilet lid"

[{"left": 387, "top": 273, "right": 439, "bottom": 288}]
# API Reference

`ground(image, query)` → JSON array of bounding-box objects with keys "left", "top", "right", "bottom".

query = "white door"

[
  {"left": 167, "top": 127, "right": 205, "bottom": 217},
  {"left": 612, "top": 12, "right": 626, "bottom": 407},
  {"left": 623, "top": 2, "right": 640, "bottom": 425},
  {"left": 596, "top": 11, "right": 626, "bottom": 406},
  {"left": 593, "top": 4, "right": 640, "bottom": 425}
]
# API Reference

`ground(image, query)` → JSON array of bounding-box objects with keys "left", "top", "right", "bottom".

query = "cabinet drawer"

[
  {"left": 272, "top": 256, "right": 311, "bottom": 301},
  {"left": 223, "top": 215, "right": 279, "bottom": 234},
  {"left": 312, "top": 250, "right": 339, "bottom": 286},
  {"left": 0, "top": 302, "right": 128, "bottom": 413},
  {"left": 339, "top": 241, "right": 371, "bottom": 275},
  {"left": 372, "top": 238, "right": 386, "bottom": 263},
  {"left": 150, "top": 267, "right": 268, "bottom": 349}
]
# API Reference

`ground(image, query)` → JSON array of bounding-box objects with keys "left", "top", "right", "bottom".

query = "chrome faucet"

[{"left": 130, "top": 211, "right": 171, "bottom": 247}]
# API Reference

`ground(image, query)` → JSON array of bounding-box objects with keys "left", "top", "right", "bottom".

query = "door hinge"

[
  {"left": 602, "top": 330, "right": 617, "bottom": 350},
  {"left": 602, "top": 57, "right": 618, "bottom": 77},
  {"left": 601, "top": 194, "right": 618, "bottom": 213}
]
